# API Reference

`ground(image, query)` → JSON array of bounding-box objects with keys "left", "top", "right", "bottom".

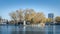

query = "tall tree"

[
  {"left": 24, "top": 9, "right": 35, "bottom": 21},
  {"left": 9, "top": 12, "right": 17, "bottom": 23},
  {"left": 9, "top": 9, "right": 46, "bottom": 25},
  {"left": 16, "top": 9, "right": 24, "bottom": 22},
  {"left": 55, "top": 16, "right": 60, "bottom": 23},
  {"left": 33, "top": 12, "right": 46, "bottom": 23}
]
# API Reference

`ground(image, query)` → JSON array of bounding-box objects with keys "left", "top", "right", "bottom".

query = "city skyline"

[{"left": 0, "top": 0, "right": 60, "bottom": 20}]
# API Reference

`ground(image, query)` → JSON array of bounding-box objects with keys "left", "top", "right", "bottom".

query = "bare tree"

[
  {"left": 24, "top": 9, "right": 35, "bottom": 21},
  {"left": 9, "top": 12, "right": 17, "bottom": 23},
  {"left": 9, "top": 9, "right": 46, "bottom": 25},
  {"left": 16, "top": 9, "right": 24, "bottom": 22},
  {"left": 55, "top": 16, "right": 60, "bottom": 23}
]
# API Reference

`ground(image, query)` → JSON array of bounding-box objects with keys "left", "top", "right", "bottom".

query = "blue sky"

[{"left": 0, "top": 0, "right": 60, "bottom": 20}]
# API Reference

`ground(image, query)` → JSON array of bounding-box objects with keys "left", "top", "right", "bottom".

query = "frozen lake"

[{"left": 0, "top": 25, "right": 60, "bottom": 34}]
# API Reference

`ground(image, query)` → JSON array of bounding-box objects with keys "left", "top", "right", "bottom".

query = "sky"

[{"left": 0, "top": 0, "right": 60, "bottom": 20}]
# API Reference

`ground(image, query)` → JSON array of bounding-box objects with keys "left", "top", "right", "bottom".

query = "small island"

[{"left": 0, "top": 9, "right": 60, "bottom": 26}]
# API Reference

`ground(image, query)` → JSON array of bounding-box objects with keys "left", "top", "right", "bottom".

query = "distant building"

[
  {"left": 0, "top": 19, "right": 8, "bottom": 24},
  {"left": 48, "top": 13, "right": 54, "bottom": 22},
  {"left": 48, "top": 13, "right": 54, "bottom": 18}
]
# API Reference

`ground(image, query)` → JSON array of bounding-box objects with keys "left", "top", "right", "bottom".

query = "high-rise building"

[
  {"left": 48, "top": 13, "right": 54, "bottom": 22},
  {"left": 48, "top": 13, "right": 54, "bottom": 18}
]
